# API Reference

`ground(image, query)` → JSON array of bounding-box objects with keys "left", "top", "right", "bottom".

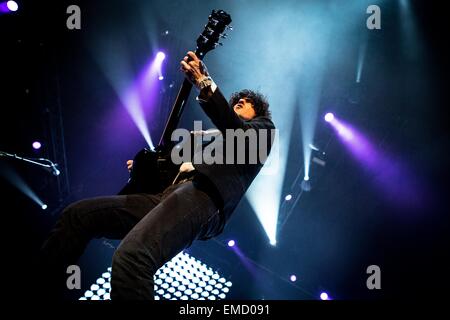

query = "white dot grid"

[{"left": 80, "top": 251, "right": 232, "bottom": 300}]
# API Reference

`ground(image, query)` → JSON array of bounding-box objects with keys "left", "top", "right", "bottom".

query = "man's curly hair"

[{"left": 229, "top": 89, "right": 271, "bottom": 118}]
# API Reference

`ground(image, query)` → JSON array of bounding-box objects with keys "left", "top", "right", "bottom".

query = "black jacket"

[{"left": 193, "top": 87, "right": 275, "bottom": 221}]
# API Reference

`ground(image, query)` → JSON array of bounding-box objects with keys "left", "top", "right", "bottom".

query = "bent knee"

[{"left": 112, "top": 240, "right": 158, "bottom": 271}]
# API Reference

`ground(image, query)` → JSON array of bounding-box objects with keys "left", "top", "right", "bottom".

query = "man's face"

[{"left": 233, "top": 97, "right": 256, "bottom": 120}]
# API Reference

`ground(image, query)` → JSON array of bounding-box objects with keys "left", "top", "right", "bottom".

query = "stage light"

[
  {"left": 227, "top": 240, "right": 235, "bottom": 247},
  {"left": 84, "top": 290, "right": 93, "bottom": 298},
  {"left": 32, "top": 141, "right": 41, "bottom": 150},
  {"left": 304, "top": 175, "right": 309, "bottom": 181},
  {"left": 81, "top": 251, "right": 232, "bottom": 300},
  {"left": 320, "top": 292, "right": 329, "bottom": 300},
  {"left": 90, "top": 284, "right": 99, "bottom": 291},
  {"left": 154, "top": 51, "right": 166, "bottom": 85},
  {"left": 301, "top": 179, "right": 311, "bottom": 192},
  {"left": 0, "top": 1, "right": 18, "bottom": 12},
  {"left": 156, "top": 51, "right": 166, "bottom": 61},
  {"left": 285, "top": 194, "right": 292, "bottom": 201},
  {"left": 324, "top": 112, "right": 334, "bottom": 122},
  {"left": 7, "top": 0, "right": 17, "bottom": 11},
  {"left": 356, "top": 41, "right": 368, "bottom": 84},
  {"left": 1, "top": 166, "right": 48, "bottom": 210},
  {"left": 270, "top": 239, "right": 277, "bottom": 246},
  {"left": 290, "top": 275, "right": 297, "bottom": 282},
  {"left": 97, "top": 289, "right": 106, "bottom": 296},
  {"left": 327, "top": 115, "right": 424, "bottom": 209}
]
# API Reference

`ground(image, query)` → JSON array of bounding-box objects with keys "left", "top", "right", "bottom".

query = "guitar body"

[
  {"left": 118, "top": 10, "right": 231, "bottom": 195},
  {"left": 118, "top": 148, "right": 179, "bottom": 195}
]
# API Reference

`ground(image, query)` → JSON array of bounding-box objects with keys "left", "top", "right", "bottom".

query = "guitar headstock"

[{"left": 196, "top": 10, "right": 232, "bottom": 58}]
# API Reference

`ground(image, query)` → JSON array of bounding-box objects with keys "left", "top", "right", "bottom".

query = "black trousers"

[{"left": 38, "top": 178, "right": 224, "bottom": 300}]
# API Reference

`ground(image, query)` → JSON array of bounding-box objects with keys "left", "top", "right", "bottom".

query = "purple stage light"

[
  {"left": 158, "top": 75, "right": 164, "bottom": 81},
  {"left": 32, "top": 141, "right": 42, "bottom": 150},
  {"left": 335, "top": 122, "right": 354, "bottom": 141},
  {"left": 320, "top": 292, "right": 329, "bottom": 300},
  {"left": 324, "top": 112, "right": 334, "bottom": 122},
  {"left": 7, "top": 0, "right": 17, "bottom": 11},
  {"left": 227, "top": 240, "right": 235, "bottom": 247},
  {"left": 0, "top": 1, "right": 10, "bottom": 12},
  {"left": 290, "top": 275, "right": 297, "bottom": 282},
  {"left": 326, "top": 116, "right": 426, "bottom": 210},
  {"left": 0, "top": 1, "right": 18, "bottom": 12},
  {"left": 156, "top": 51, "right": 166, "bottom": 61}
]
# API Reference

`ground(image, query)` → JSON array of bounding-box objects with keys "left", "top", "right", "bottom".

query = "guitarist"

[{"left": 37, "top": 51, "right": 275, "bottom": 300}]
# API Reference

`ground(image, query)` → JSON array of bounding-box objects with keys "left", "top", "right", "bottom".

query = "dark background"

[{"left": 0, "top": 0, "right": 448, "bottom": 300}]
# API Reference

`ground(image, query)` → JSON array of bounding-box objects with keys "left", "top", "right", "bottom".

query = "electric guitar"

[{"left": 119, "top": 10, "right": 232, "bottom": 195}]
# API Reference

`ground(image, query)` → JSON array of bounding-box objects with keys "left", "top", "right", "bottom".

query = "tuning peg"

[
  {"left": 220, "top": 33, "right": 228, "bottom": 39},
  {"left": 227, "top": 25, "right": 233, "bottom": 31}
]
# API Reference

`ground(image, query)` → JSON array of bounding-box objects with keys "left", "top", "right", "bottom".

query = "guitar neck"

[
  {"left": 155, "top": 9, "right": 231, "bottom": 151},
  {"left": 157, "top": 51, "right": 204, "bottom": 151}
]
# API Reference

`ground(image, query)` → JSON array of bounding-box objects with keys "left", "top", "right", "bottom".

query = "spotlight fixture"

[
  {"left": 320, "top": 292, "right": 329, "bottom": 300},
  {"left": 80, "top": 252, "right": 231, "bottom": 300},
  {"left": 301, "top": 178, "right": 311, "bottom": 192},
  {"left": 156, "top": 51, "right": 166, "bottom": 61},
  {"left": 324, "top": 113, "right": 334, "bottom": 122},
  {"left": 32, "top": 141, "right": 42, "bottom": 150},
  {"left": 0, "top": 0, "right": 18, "bottom": 12}
]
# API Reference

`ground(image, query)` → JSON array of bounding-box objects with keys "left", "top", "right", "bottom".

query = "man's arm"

[{"left": 180, "top": 51, "right": 274, "bottom": 132}]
